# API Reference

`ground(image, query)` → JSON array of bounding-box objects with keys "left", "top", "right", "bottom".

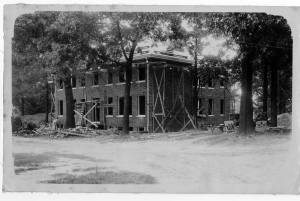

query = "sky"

[
  {"left": 137, "top": 36, "right": 238, "bottom": 60},
  {"left": 136, "top": 19, "right": 239, "bottom": 61},
  {"left": 97, "top": 17, "right": 239, "bottom": 61}
]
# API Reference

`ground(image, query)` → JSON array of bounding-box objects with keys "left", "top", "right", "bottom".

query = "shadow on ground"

[
  {"left": 42, "top": 171, "right": 157, "bottom": 184},
  {"left": 44, "top": 152, "right": 110, "bottom": 162},
  {"left": 13, "top": 152, "right": 110, "bottom": 174},
  {"left": 13, "top": 153, "right": 56, "bottom": 174}
]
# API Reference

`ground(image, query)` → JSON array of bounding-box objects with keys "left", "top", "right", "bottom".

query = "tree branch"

[
  {"left": 128, "top": 40, "right": 138, "bottom": 61},
  {"left": 116, "top": 20, "right": 129, "bottom": 61}
]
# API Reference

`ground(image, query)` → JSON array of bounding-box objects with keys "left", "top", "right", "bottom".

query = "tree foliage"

[
  {"left": 12, "top": 13, "right": 57, "bottom": 115},
  {"left": 202, "top": 13, "right": 292, "bottom": 134}
]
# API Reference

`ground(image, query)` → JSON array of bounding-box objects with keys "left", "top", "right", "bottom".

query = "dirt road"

[{"left": 9, "top": 131, "right": 299, "bottom": 193}]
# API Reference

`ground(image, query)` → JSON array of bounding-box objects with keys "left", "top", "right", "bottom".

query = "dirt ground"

[{"left": 9, "top": 130, "right": 299, "bottom": 193}]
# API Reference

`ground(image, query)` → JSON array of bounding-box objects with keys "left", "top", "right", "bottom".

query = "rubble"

[{"left": 13, "top": 124, "right": 116, "bottom": 138}]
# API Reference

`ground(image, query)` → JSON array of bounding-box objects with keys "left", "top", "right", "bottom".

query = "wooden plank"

[
  {"left": 84, "top": 103, "right": 97, "bottom": 117},
  {"left": 60, "top": 131, "right": 91, "bottom": 137},
  {"left": 32, "top": 130, "right": 41, "bottom": 135},
  {"left": 179, "top": 95, "right": 197, "bottom": 129},
  {"left": 157, "top": 70, "right": 166, "bottom": 115},
  {"left": 153, "top": 70, "right": 166, "bottom": 116},
  {"left": 186, "top": 111, "right": 197, "bottom": 129},
  {"left": 36, "top": 125, "right": 46, "bottom": 132},
  {"left": 152, "top": 113, "right": 165, "bottom": 133},
  {"left": 74, "top": 110, "right": 98, "bottom": 127},
  {"left": 180, "top": 119, "right": 191, "bottom": 132}
]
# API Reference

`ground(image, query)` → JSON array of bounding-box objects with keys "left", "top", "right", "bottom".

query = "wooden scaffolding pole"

[
  {"left": 146, "top": 59, "right": 150, "bottom": 132},
  {"left": 152, "top": 67, "right": 166, "bottom": 133},
  {"left": 104, "top": 89, "right": 107, "bottom": 129}
]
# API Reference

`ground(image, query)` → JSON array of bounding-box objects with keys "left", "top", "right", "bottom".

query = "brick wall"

[
  {"left": 55, "top": 66, "right": 148, "bottom": 131},
  {"left": 197, "top": 79, "right": 231, "bottom": 126}
]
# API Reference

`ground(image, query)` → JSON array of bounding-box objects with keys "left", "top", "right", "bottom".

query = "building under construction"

[{"left": 54, "top": 51, "right": 231, "bottom": 133}]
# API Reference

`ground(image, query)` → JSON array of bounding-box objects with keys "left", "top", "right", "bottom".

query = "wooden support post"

[
  {"left": 53, "top": 78, "right": 56, "bottom": 116},
  {"left": 183, "top": 71, "right": 185, "bottom": 126},
  {"left": 146, "top": 59, "right": 150, "bottom": 133},
  {"left": 104, "top": 90, "right": 107, "bottom": 129},
  {"left": 163, "top": 68, "right": 165, "bottom": 108},
  {"left": 152, "top": 77, "right": 155, "bottom": 132}
]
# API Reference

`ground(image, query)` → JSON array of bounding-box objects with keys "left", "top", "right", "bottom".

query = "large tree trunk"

[
  {"left": 192, "top": 39, "right": 198, "bottom": 126},
  {"left": 278, "top": 76, "right": 287, "bottom": 114},
  {"left": 21, "top": 96, "right": 25, "bottom": 116},
  {"left": 239, "top": 52, "right": 254, "bottom": 135},
  {"left": 45, "top": 81, "right": 49, "bottom": 123},
  {"left": 262, "top": 63, "right": 268, "bottom": 120},
  {"left": 63, "top": 76, "right": 75, "bottom": 128},
  {"left": 270, "top": 63, "right": 278, "bottom": 127},
  {"left": 278, "top": 89, "right": 285, "bottom": 114},
  {"left": 122, "top": 62, "right": 132, "bottom": 134}
]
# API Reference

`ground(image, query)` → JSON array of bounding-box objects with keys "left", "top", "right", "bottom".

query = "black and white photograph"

[{"left": 2, "top": 4, "right": 300, "bottom": 194}]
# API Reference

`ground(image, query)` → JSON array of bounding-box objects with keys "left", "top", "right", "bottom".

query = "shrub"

[
  {"left": 26, "top": 121, "right": 38, "bottom": 130},
  {"left": 12, "top": 116, "right": 23, "bottom": 132}
]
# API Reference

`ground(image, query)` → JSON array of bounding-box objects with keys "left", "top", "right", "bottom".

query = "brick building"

[
  {"left": 55, "top": 51, "right": 231, "bottom": 132},
  {"left": 197, "top": 78, "right": 232, "bottom": 127}
]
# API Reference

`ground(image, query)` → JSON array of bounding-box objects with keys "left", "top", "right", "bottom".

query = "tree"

[
  {"left": 96, "top": 13, "right": 165, "bottom": 134},
  {"left": 181, "top": 14, "right": 207, "bottom": 125},
  {"left": 248, "top": 16, "right": 292, "bottom": 124},
  {"left": 162, "top": 13, "right": 207, "bottom": 124},
  {"left": 167, "top": 13, "right": 241, "bottom": 125},
  {"left": 204, "top": 13, "right": 292, "bottom": 135},
  {"left": 262, "top": 57, "right": 269, "bottom": 120},
  {"left": 263, "top": 18, "right": 292, "bottom": 126},
  {"left": 37, "top": 12, "right": 101, "bottom": 128}
]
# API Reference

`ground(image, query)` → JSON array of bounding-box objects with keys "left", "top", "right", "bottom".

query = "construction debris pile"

[{"left": 13, "top": 124, "right": 117, "bottom": 138}]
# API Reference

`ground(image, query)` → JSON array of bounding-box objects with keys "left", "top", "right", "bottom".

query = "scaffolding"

[
  {"left": 151, "top": 64, "right": 196, "bottom": 133},
  {"left": 48, "top": 75, "right": 56, "bottom": 123},
  {"left": 74, "top": 100, "right": 100, "bottom": 127}
]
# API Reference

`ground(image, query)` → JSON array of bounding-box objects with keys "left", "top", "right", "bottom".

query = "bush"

[
  {"left": 26, "top": 121, "right": 38, "bottom": 130},
  {"left": 12, "top": 116, "right": 23, "bottom": 132}
]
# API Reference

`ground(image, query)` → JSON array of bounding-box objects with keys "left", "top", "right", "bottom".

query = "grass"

[{"left": 43, "top": 171, "right": 157, "bottom": 184}]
